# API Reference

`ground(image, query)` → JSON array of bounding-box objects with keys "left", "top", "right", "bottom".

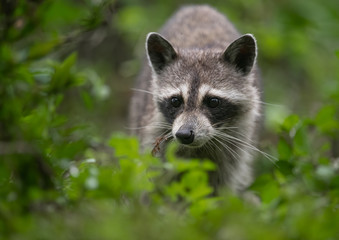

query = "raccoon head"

[{"left": 146, "top": 32, "right": 259, "bottom": 148}]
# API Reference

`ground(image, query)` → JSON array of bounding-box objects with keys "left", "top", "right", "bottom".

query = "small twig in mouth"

[{"left": 151, "top": 135, "right": 169, "bottom": 157}]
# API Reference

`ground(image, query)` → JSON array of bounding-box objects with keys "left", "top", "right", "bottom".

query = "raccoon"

[{"left": 129, "top": 5, "right": 261, "bottom": 193}]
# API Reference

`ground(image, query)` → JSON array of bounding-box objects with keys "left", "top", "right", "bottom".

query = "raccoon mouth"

[
  {"left": 181, "top": 143, "right": 205, "bottom": 149},
  {"left": 175, "top": 137, "right": 209, "bottom": 148}
]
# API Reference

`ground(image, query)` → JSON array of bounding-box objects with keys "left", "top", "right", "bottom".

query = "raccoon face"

[
  {"left": 146, "top": 32, "right": 257, "bottom": 148},
  {"left": 156, "top": 85, "right": 245, "bottom": 147}
]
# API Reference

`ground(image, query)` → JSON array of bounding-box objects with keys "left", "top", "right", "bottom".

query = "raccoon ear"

[
  {"left": 222, "top": 34, "right": 257, "bottom": 75},
  {"left": 146, "top": 32, "right": 177, "bottom": 74}
]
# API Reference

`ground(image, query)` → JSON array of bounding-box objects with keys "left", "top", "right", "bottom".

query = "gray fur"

[{"left": 128, "top": 5, "right": 261, "bottom": 193}]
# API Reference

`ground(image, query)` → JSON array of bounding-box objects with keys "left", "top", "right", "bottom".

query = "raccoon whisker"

[
  {"left": 205, "top": 140, "right": 230, "bottom": 163},
  {"left": 205, "top": 139, "right": 223, "bottom": 158},
  {"left": 157, "top": 128, "right": 173, "bottom": 137},
  {"left": 214, "top": 131, "right": 277, "bottom": 163},
  {"left": 214, "top": 134, "right": 256, "bottom": 163},
  {"left": 211, "top": 124, "right": 239, "bottom": 130},
  {"left": 153, "top": 124, "right": 172, "bottom": 130},
  {"left": 215, "top": 135, "right": 251, "bottom": 162},
  {"left": 126, "top": 121, "right": 172, "bottom": 130},
  {"left": 212, "top": 136, "right": 242, "bottom": 161},
  {"left": 131, "top": 88, "right": 162, "bottom": 97},
  {"left": 125, "top": 125, "right": 171, "bottom": 130},
  {"left": 239, "top": 98, "right": 283, "bottom": 108},
  {"left": 203, "top": 141, "right": 216, "bottom": 158},
  {"left": 218, "top": 132, "right": 277, "bottom": 162},
  {"left": 125, "top": 125, "right": 167, "bottom": 130},
  {"left": 213, "top": 125, "right": 254, "bottom": 143},
  {"left": 153, "top": 130, "right": 173, "bottom": 145},
  {"left": 221, "top": 127, "right": 254, "bottom": 144},
  {"left": 211, "top": 122, "right": 244, "bottom": 132},
  {"left": 207, "top": 132, "right": 238, "bottom": 160},
  {"left": 152, "top": 121, "right": 172, "bottom": 125}
]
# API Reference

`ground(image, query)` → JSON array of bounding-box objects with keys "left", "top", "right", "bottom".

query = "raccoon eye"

[
  {"left": 207, "top": 97, "right": 220, "bottom": 108},
  {"left": 171, "top": 97, "right": 182, "bottom": 108}
]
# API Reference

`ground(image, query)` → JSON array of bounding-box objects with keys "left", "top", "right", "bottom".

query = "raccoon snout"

[{"left": 175, "top": 126, "right": 195, "bottom": 144}]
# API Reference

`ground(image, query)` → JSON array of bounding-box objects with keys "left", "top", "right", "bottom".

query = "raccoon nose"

[{"left": 175, "top": 127, "right": 195, "bottom": 144}]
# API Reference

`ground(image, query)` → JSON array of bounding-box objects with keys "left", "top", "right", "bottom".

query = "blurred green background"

[
  {"left": 10, "top": 0, "right": 335, "bottom": 137},
  {"left": 1, "top": 0, "right": 339, "bottom": 239}
]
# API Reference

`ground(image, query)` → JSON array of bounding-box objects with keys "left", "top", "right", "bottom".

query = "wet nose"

[{"left": 175, "top": 127, "right": 195, "bottom": 144}]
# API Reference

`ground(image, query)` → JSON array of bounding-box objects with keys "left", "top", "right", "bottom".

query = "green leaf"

[
  {"left": 281, "top": 114, "right": 300, "bottom": 132},
  {"left": 293, "top": 127, "right": 309, "bottom": 156},
  {"left": 275, "top": 161, "right": 294, "bottom": 177},
  {"left": 48, "top": 53, "right": 79, "bottom": 92},
  {"left": 81, "top": 6, "right": 103, "bottom": 30},
  {"left": 250, "top": 174, "right": 280, "bottom": 204},
  {"left": 329, "top": 175, "right": 339, "bottom": 189},
  {"left": 28, "top": 38, "right": 61, "bottom": 60},
  {"left": 81, "top": 90, "right": 94, "bottom": 109},
  {"left": 314, "top": 105, "right": 339, "bottom": 135},
  {"left": 165, "top": 182, "right": 184, "bottom": 201},
  {"left": 109, "top": 134, "right": 139, "bottom": 160},
  {"left": 189, "top": 197, "right": 220, "bottom": 217},
  {"left": 335, "top": 49, "right": 339, "bottom": 59},
  {"left": 277, "top": 138, "right": 292, "bottom": 160}
]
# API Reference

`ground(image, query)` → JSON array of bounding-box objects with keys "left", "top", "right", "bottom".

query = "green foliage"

[
  {"left": 0, "top": 0, "right": 110, "bottom": 234},
  {"left": 1, "top": 0, "right": 339, "bottom": 239}
]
